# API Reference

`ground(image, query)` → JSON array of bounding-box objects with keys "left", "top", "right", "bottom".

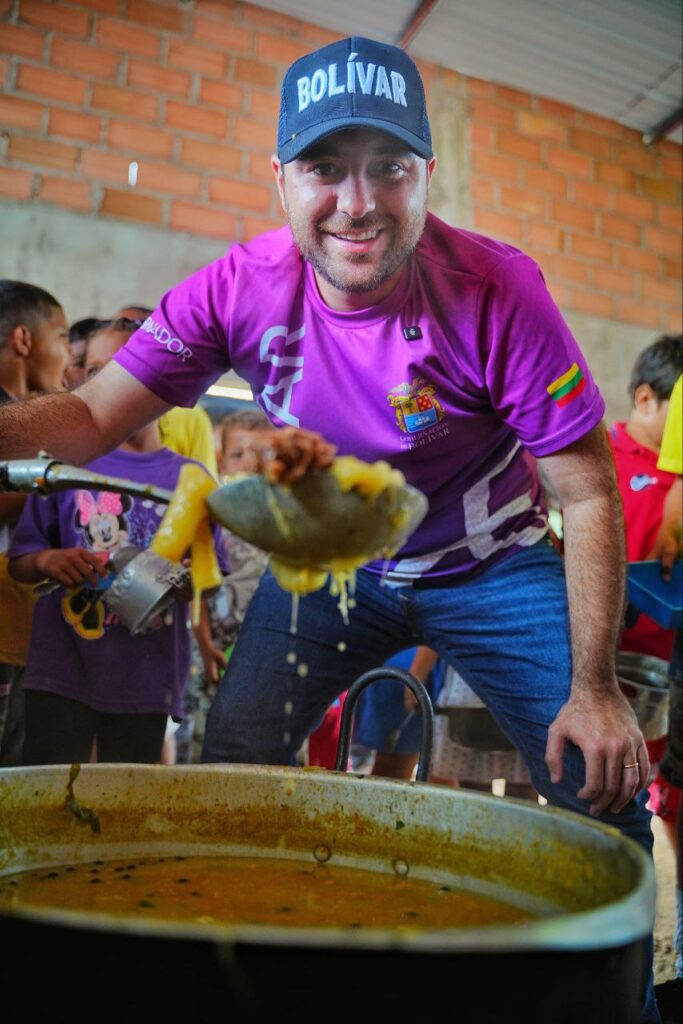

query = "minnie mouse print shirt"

[{"left": 9, "top": 447, "right": 227, "bottom": 717}]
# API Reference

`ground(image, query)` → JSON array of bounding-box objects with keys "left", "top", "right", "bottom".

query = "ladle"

[
  {"left": 206, "top": 469, "right": 428, "bottom": 566},
  {"left": 0, "top": 454, "right": 429, "bottom": 564}
]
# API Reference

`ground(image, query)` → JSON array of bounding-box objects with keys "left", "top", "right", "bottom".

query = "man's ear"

[
  {"left": 426, "top": 155, "right": 437, "bottom": 189},
  {"left": 9, "top": 324, "right": 31, "bottom": 359},
  {"left": 271, "top": 155, "right": 287, "bottom": 213}
]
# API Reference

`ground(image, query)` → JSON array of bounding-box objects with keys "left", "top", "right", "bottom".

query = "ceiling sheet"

[{"left": 253, "top": 0, "right": 683, "bottom": 143}]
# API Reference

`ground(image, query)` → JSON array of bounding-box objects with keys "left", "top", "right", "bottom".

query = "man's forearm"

[
  {"left": 0, "top": 362, "right": 172, "bottom": 466},
  {"left": 0, "top": 392, "right": 104, "bottom": 463},
  {"left": 562, "top": 489, "right": 625, "bottom": 691}
]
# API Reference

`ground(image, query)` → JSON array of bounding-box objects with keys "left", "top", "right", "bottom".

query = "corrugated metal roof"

[{"left": 254, "top": 0, "right": 682, "bottom": 143}]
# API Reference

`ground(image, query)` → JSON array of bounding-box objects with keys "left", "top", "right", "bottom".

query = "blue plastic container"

[{"left": 626, "top": 560, "right": 683, "bottom": 629}]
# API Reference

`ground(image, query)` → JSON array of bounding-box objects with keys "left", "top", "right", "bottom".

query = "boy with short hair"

[
  {"left": 0, "top": 280, "right": 70, "bottom": 763},
  {"left": 608, "top": 333, "right": 682, "bottom": 851},
  {"left": 608, "top": 333, "right": 682, "bottom": 662}
]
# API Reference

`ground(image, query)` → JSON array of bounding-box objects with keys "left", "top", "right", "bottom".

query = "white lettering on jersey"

[
  {"left": 387, "top": 442, "right": 547, "bottom": 582},
  {"left": 296, "top": 56, "right": 408, "bottom": 112},
  {"left": 140, "top": 317, "right": 192, "bottom": 362},
  {"left": 258, "top": 323, "right": 305, "bottom": 427}
]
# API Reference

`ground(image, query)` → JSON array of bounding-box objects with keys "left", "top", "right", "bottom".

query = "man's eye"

[
  {"left": 377, "top": 162, "right": 403, "bottom": 176},
  {"left": 311, "top": 163, "right": 339, "bottom": 177}
]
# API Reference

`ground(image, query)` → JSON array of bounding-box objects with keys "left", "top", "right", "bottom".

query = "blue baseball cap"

[{"left": 277, "top": 36, "right": 433, "bottom": 163}]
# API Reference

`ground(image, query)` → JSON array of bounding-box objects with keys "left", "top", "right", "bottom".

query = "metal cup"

[{"left": 104, "top": 545, "right": 189, "bottom": 635}]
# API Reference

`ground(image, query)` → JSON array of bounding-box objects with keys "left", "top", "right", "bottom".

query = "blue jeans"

[{"left": 203, "top": 538, "right": 660, "bottom": 1023}]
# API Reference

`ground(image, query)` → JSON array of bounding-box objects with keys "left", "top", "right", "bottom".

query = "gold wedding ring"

[{"left": 622, "top": 761, "right": 639, "bottom": 770}]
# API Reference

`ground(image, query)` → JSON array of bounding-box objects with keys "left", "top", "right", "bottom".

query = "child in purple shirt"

[{"left": 9, "top": 318, "right": 226, "bottom": 765}]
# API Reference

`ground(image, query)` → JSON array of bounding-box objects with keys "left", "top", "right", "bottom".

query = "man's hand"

[
  {"left": 256, "top": 427, "right": 336, "bottom": 484},
  {"left": 545, "top": 686, "right": 649, "bottom": 817},
  {"left": 34, "top": 547, "right": 108, "bottom": 588}
]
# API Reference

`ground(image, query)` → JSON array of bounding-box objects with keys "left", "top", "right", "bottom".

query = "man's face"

[
  {"left": 28, "top": 306, "right": 70, "bottom": 393},
  {"left": 273, "top": 128, "right": 435, "bottom": 310}
]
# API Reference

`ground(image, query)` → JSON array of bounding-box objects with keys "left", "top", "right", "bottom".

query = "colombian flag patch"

[{"left": 547, "top": 363, "right": 586, "bottom": 407}]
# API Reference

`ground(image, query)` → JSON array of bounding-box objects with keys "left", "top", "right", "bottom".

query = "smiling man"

[{"left": 0, "top": 38, "right": 662, "bottom": 1022}]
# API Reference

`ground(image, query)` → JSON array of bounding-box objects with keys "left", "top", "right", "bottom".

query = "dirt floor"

[{"left": 653, "top": 813, "right": 677, "bottom": 985}]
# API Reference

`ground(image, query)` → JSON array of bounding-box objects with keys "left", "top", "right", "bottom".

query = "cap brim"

[{"left": 278, "top": 116, "right": 433, "bottom": 163}]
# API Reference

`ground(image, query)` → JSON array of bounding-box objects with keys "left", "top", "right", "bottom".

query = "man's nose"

[{"left": 336, "top": 172, "right": 376, "bottom": 219}]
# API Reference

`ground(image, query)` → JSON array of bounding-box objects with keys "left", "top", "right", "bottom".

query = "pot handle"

[{"left": 335, "top": 667, "right": 434, "bottom": 781}]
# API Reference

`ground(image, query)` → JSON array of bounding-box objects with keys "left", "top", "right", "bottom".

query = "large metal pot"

[{"left": 0, "top": 762, "right": 654, "bottom": 1023}]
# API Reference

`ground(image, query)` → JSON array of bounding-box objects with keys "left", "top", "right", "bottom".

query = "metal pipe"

[{"left": 0, "top": 455, "right": 173, "bottom": 505}]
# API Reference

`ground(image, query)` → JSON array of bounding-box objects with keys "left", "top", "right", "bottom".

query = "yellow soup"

[{"left": 0, "top": 854, "right": 534, "bottom": 930}]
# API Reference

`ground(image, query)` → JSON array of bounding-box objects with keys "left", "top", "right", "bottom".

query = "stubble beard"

[{"left": 285, "top": 194, "right": 428, "bottom": 296}]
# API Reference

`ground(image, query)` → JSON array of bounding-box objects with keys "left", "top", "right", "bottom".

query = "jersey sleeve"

[
  {"left": 479, "top": 254, "right": 605, "bottom": 456},
  {"left": 114, "top": 256, "right": 234, "bottom": 408},
  {"left": 657, "top": 374, "right": 682, "bottom": 475}
]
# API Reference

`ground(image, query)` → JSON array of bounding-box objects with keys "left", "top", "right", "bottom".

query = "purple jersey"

[
  {"left": 9, "top": 448, "right": 227, "bottom": 718},
  {"left": 115, "top": 213, "right": 605, "bottom": 582}
]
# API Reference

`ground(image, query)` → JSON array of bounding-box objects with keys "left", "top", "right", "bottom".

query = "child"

[
  {"left": 65, "top": 317, "right": 103, "bottom": 390},
  {"left": 607, "top": 333, "right": 682, "bottom": 847},
  {"left": 609, "top": 334, "right": 682, "bottom": 662},
  {"left": 0, "top": 280, "right": 70, "bottom": 765},
  {"left": 8, "top": 318, "right": 226, "bottom": 765},
  {"left": 351, "top": 647, "right": 443, "bottom": 779},
  {"left": 177, "top": 408, "right": 270, "bottom": 763}
]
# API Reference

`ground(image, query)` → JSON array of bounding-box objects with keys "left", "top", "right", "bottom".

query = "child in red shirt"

[{"left": 608, "top": 332, "right": 682, "bottom": 841}]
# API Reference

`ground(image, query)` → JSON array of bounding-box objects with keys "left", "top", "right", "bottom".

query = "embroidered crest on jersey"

[
  {"left": 387, "top": 378, "right": 445, "bottom": 434},
  {"left": 547, "top": 363, "right": 586, "bottom": 407}
]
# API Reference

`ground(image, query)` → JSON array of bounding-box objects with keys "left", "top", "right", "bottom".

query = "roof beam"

[
  {"left": 398, "top": 0, "right": 442, "bottom": 50},
  {"left": 643, "top": 104, "right": 683, "bottom": 145}
]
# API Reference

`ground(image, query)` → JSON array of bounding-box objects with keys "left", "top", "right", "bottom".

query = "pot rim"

[{"left": 0, "top": 763, "right": 656, "bottom": 954}]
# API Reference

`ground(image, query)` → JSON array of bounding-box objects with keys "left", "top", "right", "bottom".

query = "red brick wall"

[
  {"left": 0, "top": 0, "right": 339, "bottom": 240},
  {"left": 1, "top": 0, "right": 681, "bottom": 332},
  {"left": 464, "top": 79, "right": 682, "bottom": 333}
]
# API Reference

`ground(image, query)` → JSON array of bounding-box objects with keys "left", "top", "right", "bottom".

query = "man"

[{"left": 0, "top": 38, "right": 658, "bottom": 1019}]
